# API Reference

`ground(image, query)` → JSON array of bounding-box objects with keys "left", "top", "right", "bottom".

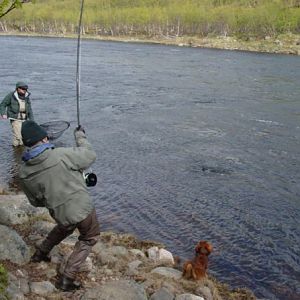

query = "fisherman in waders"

[
  {"left": 0, "top": 82, "right": 34, "bottom": 147},
  {"left": 19, "top": 120, "right": 100, "bottom": 291}
]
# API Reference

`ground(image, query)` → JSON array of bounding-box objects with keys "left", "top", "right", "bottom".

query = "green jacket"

[
  {"left": 0, "top": 91, "right": 34, "bottom": 120},
  {"left": 19, "top": 131, "right": 97, "bottom": 225}
]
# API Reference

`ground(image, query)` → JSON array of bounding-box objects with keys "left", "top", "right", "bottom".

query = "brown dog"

[{"left": 182, "top": 240, "right": 213, "bottom": 280}]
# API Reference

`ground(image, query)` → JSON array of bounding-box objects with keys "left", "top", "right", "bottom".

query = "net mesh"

[{"left": 39, "top": 120, "right": 70, "bottom": 140}]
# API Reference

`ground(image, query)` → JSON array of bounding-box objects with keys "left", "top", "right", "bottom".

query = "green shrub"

[{"left": 0, "top": 264, "right": 8, "bottom": 299}]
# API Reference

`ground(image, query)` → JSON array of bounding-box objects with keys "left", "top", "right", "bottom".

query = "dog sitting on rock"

[{"left": 182, "top": 240, "right": 213, "bottom": 280}]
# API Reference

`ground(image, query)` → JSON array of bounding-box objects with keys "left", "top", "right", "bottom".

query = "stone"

[
  {"left": 30, "top": 281, "right": 56, "bottom": 296},
  {"left": 0, "top": 195, "right": 47, "bottom": 226},
  {"left": 110, "top": 245, "right": 129, "bottom": 257},
  {"left": 92, "top": 240, "right": 107, "bottom": 255},
  {"left": 175, "top": 294, "right": 204, "bottom": 300},
  {"left": 31, "top": 221, "right": 55, "bottom": 236},
  {"left": 147, "top": 247, "right": 174, "bottom": 264},
  {"left": 158, "top": 248, "right": 174, "bottom": 264},
  {"left": 150, "top": 287, "right": 174, "bottom": 300},
  {"left": 82, "top": 279, "right": 147, "bottom": 300},
  {"left": 0, "top": 225, "right": 30, "bottom": 264},
  {"left": 195, "top": 286, "right": 213, "bottom": 300},
  {"left": 130, "top": 249, "right": 146, "bottom": 258},
  {"left": 126, "top": 260, "right": 143, "bottom": 276},
  {"left": 147, "top": 246, "right": 159, "bottom": 260},
  {"left": 151, "top": 267, "right": 182, "bottom": 280}
]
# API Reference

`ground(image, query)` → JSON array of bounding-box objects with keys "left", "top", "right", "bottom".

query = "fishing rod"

[
  {"left": 76, "top": 0, "right": 85, "bottom": 128},
  {"left": 75, "top": 0, "right": 97, "bottom": 187}
]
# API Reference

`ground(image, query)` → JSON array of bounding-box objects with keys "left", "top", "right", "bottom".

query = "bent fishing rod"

[
  {"left": 75, "top": 0, "right": 97, "bottom": 187},
  {"left": 76, "top": 0, "right": 84, "bottom": 128}
]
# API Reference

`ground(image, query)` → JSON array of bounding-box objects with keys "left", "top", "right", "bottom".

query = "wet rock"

[
  {"left": 151, "top": 267, "right": 182, "bottom": 280},
  {"left": 82, "top": 279, "right": 147, "bottom": 300},
  {"left": 150, "top": 287, "right": 175, "bottom": 300},
  {"left": 0, "top": 225, "right": 30, "bottom": 264}
]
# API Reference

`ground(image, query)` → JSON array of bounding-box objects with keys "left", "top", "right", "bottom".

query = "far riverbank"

[{"left": 0, "top": 31, "right": 299, "bottom": 55}]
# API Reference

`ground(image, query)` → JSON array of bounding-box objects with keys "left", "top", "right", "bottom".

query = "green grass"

[{"left": 1, "top": 0, "right": 300, "bottom": 38}]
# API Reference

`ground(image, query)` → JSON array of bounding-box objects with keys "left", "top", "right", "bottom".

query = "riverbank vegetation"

[
  {"left": 1, "top": 0, "right": 299, "bottom": 38},
  {"left": 0, "top": 1, "right": 299, "bottom": 53}
]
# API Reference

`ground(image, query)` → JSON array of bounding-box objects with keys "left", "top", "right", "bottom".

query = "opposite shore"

[{"left": 0, "top": 31, "right": 300, "bottom": 56}]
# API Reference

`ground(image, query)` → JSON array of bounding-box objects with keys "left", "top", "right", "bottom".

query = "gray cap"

[{"left": 16, "top": 81, "right": 28, "bottom": 89}]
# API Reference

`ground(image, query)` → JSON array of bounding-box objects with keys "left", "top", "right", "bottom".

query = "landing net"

[{"left": 39, "top": 120, "right": 70, "bottom": 140}]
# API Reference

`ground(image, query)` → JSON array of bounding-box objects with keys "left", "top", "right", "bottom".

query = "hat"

[
  {"left": 21, "top": 121, "right": 48, "bottom": 147},
  {"left": 16, "top": 81, "right": 28, "bottom": 89}
]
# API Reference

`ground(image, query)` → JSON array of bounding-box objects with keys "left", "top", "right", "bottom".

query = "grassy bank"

[{"left": 0, "top": 0, "right": 299, "bottom": 54}]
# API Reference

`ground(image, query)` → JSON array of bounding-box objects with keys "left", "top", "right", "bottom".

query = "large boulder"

[
  {"left": 0, "top": 225, "right": 30, "bottom": 264},
  {"left": 0, "top": 194, "right": 48, "bottom": 226}
]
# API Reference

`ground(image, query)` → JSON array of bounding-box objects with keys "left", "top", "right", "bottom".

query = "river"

[{"left": 0, "top": 36, "right": 299, "bottom": 300}]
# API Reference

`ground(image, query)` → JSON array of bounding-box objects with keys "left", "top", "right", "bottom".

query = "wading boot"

[
  {"left": 30, "top": 249, "right": 51, "bottom": 263},
  {"left": 55, "top": 275, "right": 81, "bottom": 292}
]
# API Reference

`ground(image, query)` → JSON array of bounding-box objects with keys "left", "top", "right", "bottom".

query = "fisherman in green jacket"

[
  {"left": 19, "top": 120, "right": 100, "bottom": 291},
  {"left": 0, "top": 82, "right": 34, "bottom": 147}
]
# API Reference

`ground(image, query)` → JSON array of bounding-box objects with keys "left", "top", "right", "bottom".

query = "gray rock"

[
  {"left": 97, "top": 249, "right": 118, "bottom": 266},
  {"left": 6, "top": 281, "right": 25, "bottom": 300},
  {"left": 92, "top": 240, "right": 107, "bottom": 255},
  {"left": 82, "top": 279, "right": 147, "bottom": 300},
  {"left": 150, "top": 287, "right": 174, "bottom": 300},
  {"left": 0, "top": 194, "right": 47, "bottom": 225},
  {"left": 126, "top": 260, "right": 142, "bottom": 276},
  {"left": 151, "top": 267, "right": 182, "bottom": 280},
  {"left": 195, "top": 286, "right": 213, "bottom": 300},
  {"left": 110, "top": 245, "right": 129, "bottom": 257},
  {"left": 129, "top": 249, "right": 146, "bottom": 258},
  {"left": 31, "top": 221, "right": 55, "bottom": 236},
  {"left": 30, "top": 281, "right": 56, "bottom": 296},
  {"left": 175, "top": 294, "right": 204, "bottom": 300},
  {"left": 0, "top": 225, "right": 30, "bottom": 264}
]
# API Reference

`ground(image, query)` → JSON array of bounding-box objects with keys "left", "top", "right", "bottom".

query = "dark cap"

[
  {"left": 21, "top": 121, "right": 48, "bottom": 147},
  {"left": 16, "top": 81, "right": 28, "bottom": 89}
]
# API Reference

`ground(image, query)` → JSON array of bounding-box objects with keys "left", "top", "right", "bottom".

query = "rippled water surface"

[{"left": 0, "top": 36, "right": 300, "bottom": 300}]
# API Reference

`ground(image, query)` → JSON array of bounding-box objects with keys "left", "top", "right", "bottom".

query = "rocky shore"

[
  {"left": 0, "top": 185, "right": 259, "bottom": 300},
  {"left": 0, "top": 31, "right": 299, "bottom": 56}
]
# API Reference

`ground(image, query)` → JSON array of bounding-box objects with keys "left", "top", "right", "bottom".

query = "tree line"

[{"left": 0, "top": 0, "right": 299, "bottom": 39}]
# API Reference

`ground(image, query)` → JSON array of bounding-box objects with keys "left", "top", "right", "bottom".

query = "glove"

[{"left": 74, "top": 125, "right": 85, "bottom": 134}]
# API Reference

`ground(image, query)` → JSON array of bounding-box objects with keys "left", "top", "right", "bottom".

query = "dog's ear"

[{"left": 195, "top": 242, "right": 202, "bottom": 253}]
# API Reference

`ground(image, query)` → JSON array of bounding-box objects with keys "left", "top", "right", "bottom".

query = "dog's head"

[{"left": 195, "top": 240, "right": 213, "bottom": 256}]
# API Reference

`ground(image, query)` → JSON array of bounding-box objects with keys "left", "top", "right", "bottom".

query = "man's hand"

[
  {"left": 74, "top": 125, "right": 85, "bottom": 134},
  {"left": 1, "top": 115, "right": 7, "bottom": 119}
]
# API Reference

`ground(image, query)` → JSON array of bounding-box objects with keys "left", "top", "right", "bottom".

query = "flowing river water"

[{"left": 0, "top": 36, "right": 299, "bottom": 300}]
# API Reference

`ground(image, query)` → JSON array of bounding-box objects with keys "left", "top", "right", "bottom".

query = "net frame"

[{"left": 39, "top": 120, "right": 70, "bottom": 140}]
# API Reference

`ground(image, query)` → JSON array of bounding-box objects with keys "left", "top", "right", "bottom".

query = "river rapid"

[{"left": 0, "top": 36, "right": 299, "bottom": 300}]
